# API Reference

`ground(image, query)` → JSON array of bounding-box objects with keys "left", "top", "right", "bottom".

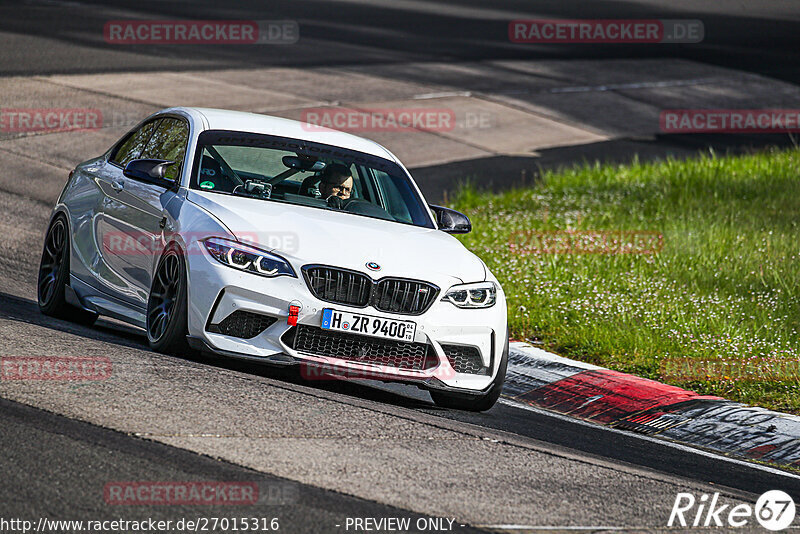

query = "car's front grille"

[
  {"left": 283, "top": 325, "right": 438, "bottom": 371},
  {"left": 303, "top": 266, "right": 371, "bottom": 307},
  {"left": 372, "top": 278, "right": 437, "bottom": 315},
  {"left": 441, "top": 344, "right": 488, "bottom": 375},
  {"left": 302, "top": 265, "right": 438, "bottom": 315},
  {"left": 207, "top": 310, "right": 277, "bottom": 339}
]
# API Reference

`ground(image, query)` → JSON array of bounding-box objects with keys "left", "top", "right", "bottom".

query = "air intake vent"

[
  {"left": 284, "top": 325, "right": 437, "bottom": 370},
  {"left": 441, "top": 344, "right": 488, "bottom": 375},
  {"left": 207, "top": 311, "right": 277, "bottom": 339}
]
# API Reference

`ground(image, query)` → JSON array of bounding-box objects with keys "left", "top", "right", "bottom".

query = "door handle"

[{"left": 110, "top": 179, "right": 124, "bottom": 193}]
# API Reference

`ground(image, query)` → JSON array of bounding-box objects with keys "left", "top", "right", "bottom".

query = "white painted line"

[
  {"left": 510, "top": 342, "right": 603, "bottom": 370},
  {"left": 499, "top": 398, "right": 800, "bottom": 481},
  {"left": 495, "top": 77, "right": 732, "bottom": 96},
  {"left": 546, "top": 77, "right": 722, "bottom": 93},
  {"left": 413, "top": 91, "right": 472, "bottom": 99}
]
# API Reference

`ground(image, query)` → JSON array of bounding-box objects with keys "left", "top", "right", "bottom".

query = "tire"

[
  {"left": 146, "top": 246, "right": 191, "bottom": 355},
  {"left": 430, "top": 335, "right": 508, "bottom": 412},
  {"left": 37, "top": 214, "right": 98, "bottom": 325}
]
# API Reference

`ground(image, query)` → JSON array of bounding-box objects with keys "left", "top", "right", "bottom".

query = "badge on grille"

[{"left": 366, "top": 261, "right": 381, "bottom": 271}]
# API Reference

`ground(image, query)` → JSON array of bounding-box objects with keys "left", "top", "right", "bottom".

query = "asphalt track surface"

[
  {"left": 2, "top": 0, "right": 799, "bottom": 83},
  {"left": 3, "top": 0, "right": 799, "bottom": 199},
  {"left": 2, "top": 1, "right": 800, "bottom": 532},
  {"left": 1, "top": 397, "right": 490, "bottom": 534}
]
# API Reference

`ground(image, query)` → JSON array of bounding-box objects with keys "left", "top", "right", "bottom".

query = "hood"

[{"left": 186, "top": 190, "right": 486, "bottom": 286}]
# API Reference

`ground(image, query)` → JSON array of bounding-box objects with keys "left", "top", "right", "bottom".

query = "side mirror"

[
  {"left": 123, "top": 159, "right": 176, "bottom": 189},
  {"left": 430, "top": 205, "right": 471, "bottom": 234}
]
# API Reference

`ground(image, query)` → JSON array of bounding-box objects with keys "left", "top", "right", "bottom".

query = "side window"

[
  {"left": 110, "top": 120, "right": 159, "bottom": 166},
  {"left": 140, "top": 118, "right": 189, "bottom": 181},
  {"left": 372, "top": 169, "right": 413, "bottom": 223}
]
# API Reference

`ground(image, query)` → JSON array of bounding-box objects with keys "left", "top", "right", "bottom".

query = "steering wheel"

[
  {"left": 326, "top": 195, "right": 344, "bottom": 209},
  {"left": 327, "top": 197, "right": 367, "bottom": 209}
]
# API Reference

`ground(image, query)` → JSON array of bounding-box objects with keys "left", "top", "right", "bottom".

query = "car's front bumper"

[{"left": 185, "top": 245, "right": 507, "bottom": 392}]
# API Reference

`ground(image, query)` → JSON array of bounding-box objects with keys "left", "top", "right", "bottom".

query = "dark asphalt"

[
  {"left": 0, "top": 396, "right": 487, "bottom": 534},
  {"left": 2, "top": 0, "right": 798, "bottom": 84}
]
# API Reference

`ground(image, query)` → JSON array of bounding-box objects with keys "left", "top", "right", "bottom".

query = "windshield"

[{"left": 189, "top": 130, "right": 435, "bottom": 228}]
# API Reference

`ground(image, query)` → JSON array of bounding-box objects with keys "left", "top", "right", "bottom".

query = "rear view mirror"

[
  {"left": 123, "top": 159, "right": 176, "bottom": 189},
  {"left": 282, "top": 156, "right": 326, "bottom": 172},
  {"left": 429, "top": 205, "right": 471, "bottom": 234}
]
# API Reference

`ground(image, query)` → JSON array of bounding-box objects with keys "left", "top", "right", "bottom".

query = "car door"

[
  {"left": 101, "top": 117, "right": 188, "bottom": 307},
  {"left": 90, "top": 119, "right": 160, "bottom": 301}
]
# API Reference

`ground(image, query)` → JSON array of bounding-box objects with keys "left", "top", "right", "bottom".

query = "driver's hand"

[{"left": 326, "top": 195, "right": 344, "bottom": 209}]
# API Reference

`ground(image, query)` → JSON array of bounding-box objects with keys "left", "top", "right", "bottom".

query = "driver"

[{"left": 318, "top": 163, "right": 353, "bottom": 200}]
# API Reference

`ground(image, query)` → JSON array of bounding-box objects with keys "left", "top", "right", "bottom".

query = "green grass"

[{"left": 450, "top": 148, "right": 800, "bottom": 414}]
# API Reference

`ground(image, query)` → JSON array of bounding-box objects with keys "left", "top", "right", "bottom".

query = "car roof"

[{"left": 165, "top": 107, "right": 398, "bottom": 162}]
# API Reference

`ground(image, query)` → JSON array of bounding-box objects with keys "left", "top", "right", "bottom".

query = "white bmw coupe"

[{"left": 38, "top": 107, "right": 507, "bottom": 410}]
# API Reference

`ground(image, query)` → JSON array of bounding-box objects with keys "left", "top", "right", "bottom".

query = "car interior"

[{"left": 194, "top": 146, "right": 415, "bottom": 224}]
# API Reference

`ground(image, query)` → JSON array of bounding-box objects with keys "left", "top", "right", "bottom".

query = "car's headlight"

[
  {"left": 203, "top": 237, "right": 296, "bottom": 278},
  {"left": 442, "top": 281, "right": 496, "bottom": 308}
]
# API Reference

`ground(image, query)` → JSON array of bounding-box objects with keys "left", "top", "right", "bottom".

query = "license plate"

[{"left": 321, "top": 309, "right": 416, "bottom": 342}]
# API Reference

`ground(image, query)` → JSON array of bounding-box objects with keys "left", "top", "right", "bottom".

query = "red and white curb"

[{"left": 503, "top": 341, "right": 800, "bottom": 469}]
